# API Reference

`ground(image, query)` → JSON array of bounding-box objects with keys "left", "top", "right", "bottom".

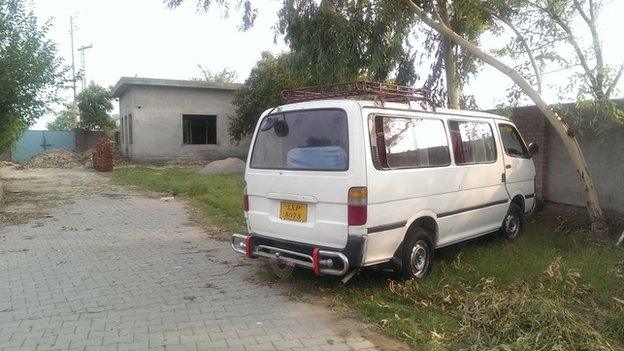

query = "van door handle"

[{"left": 505, "top": 164, "right": 512, "bottom": 169}]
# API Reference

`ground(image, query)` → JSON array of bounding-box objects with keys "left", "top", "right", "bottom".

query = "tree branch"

[
  {"left": 404, "top": 0, "right": 606, "bottom": 225},
  {"left": 606, "top": 63, "right": 624, "bottom": 98},
  {"left": 478, "top": 3, "right": 542, "bottom": 94},
  {"left": 573, "top": 0, "right": 604, "bottom": 98},
  {"left": 548, "top": 9, "right": 599, "bottom": 95},
  {"left": 572, "top": 0, "right": 592, "bottom": 26}
]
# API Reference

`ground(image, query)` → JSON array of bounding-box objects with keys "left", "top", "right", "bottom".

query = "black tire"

[
  {"left": 501, "top": 203, "right": 523, "bottom": 239},
  {"left": 399, "top": 228, "right": 434, "bottom": 279}
]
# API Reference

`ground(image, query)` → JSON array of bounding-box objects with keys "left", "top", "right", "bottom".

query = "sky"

[{"left": 28, "top": 0, "right": 624, "bottom": 130}]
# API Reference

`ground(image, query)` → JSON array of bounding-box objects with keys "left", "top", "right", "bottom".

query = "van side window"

[
  {"left": 499, "top": 124, "right": 528, "bottom": 158},
  {"left": 448, "top": 120, "right": 497, "bottom": 165},
  {"left": 371, "top": 116, "right": 450, "bottom": 169}
]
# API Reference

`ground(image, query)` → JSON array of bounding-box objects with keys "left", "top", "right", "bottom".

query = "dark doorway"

[{"left": 183, "top": 115, "right": 217, "bottom": 145}]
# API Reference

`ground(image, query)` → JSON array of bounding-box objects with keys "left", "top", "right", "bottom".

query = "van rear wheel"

[
  {"left": 501, "top": 203, "right": 523, "bottom": 239},
  {"left": 399, "top": 229, "right": 434, "bottom": 279}
]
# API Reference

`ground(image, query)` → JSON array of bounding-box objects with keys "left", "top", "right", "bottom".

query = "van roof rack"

[{"left": 281, "top": 81, "right": 436, "bottom": 111}]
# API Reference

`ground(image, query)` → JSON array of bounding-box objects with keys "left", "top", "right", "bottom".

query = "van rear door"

[{"left": 245, "top": 108, "right": 355, "bottom": 249}]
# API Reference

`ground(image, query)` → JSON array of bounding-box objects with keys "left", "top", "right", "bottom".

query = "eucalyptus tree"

[
  {"left": 0, "top": 0, "right": 63, "bottom": 151},
  {"left": 405, "top": 0, "right": 616, "bottom": 230},
  {"left": 489, "top": 0, "right": 623, "bottom": 135},
  {"left": 276, "top": 0, "right": 418, "bottom": 85}
]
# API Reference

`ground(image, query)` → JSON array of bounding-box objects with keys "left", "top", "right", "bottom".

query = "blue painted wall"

[{"left": 11, "top": 131, "right": 76, "bottom": 161}]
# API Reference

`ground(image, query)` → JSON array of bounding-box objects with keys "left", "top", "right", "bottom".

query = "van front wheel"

[
  {"left": 400, "top": 229, "right": 434, "bottom": 279},
  {"left": 501, "top": 203, "right": 523, "bottom": 239}
]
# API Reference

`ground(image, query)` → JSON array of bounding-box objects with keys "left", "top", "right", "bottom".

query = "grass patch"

[
  {"left": 278, "top": 219, "right": 624, "bottom": 350},
  {"left": 111, "top": 166, "right": 246, "bottom": 233},
  {"left": 112, "top": 166, "right": 624, "bottom": 350}
]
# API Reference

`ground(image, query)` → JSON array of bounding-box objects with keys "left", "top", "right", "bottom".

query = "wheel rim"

[
  {"left": 410, "top": 241, "right": 429, "bottom": 278},
  {"left": 505, "top": 213, "right": 520, "bottom": 238}
]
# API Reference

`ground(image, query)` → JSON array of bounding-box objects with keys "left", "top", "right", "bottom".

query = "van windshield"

[{"left": 250, "top": 109, "right": 349, "bottom": 171}]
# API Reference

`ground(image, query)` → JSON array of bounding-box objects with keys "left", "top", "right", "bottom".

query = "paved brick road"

[{"left": 0, "top": 168, "right": 383, "bottom": 351}]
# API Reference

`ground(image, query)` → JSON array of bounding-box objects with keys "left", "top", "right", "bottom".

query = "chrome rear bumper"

[{"left": 231, "top": 233, "right": 349, "bottom": 276}]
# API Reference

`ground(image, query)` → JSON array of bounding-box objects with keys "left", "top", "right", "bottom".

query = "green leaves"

[
  {"left": 228, "top": 52, "right": 299, "bottom": 141},
  {"left": 277, "top": 0, "right": 417, "bottom": 85},
  {"left": 76, "top": 83, "right": 116, "bottom": 131},
  {"left": 192, "top": 65, "right": 237, "bottom": 83},
  {"left": 47, "top": 103, "right": 78, "bottom": 131},
  {"left": 0, "top": 0, "right": 63, "bottom": 151},
  {"left": 228, "top": 1, "right": 421, "bottom": 141}
]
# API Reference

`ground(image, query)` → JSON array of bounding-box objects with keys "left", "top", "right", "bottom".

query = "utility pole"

[
  {"left": 70, "top": 15, "right": 77, "bottom": 101},
  {"left": 77, "top": 44, "right": 93, "bottom": 90}
]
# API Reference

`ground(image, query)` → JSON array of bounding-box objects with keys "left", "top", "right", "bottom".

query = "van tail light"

[
  {"left": 348, "top": 187, "right": 367, "bottom": 226},
  {"left": 243, "top": 187, "right": 249, "bottom": 212}
]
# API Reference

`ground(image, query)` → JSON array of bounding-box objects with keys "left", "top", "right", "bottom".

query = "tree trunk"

[
  {"left": 406, "top": 0, "right": 607, "bottom": 229},
  {"left": 438, "top": 1, "right": 460, "bottom": 109}
]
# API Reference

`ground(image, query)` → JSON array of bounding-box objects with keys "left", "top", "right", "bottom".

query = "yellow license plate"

[{"left": 279, "top": 202, "right": 308, "bottom": 222}]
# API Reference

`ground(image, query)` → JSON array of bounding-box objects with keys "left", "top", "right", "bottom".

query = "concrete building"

[{"left": 111, "top": 77, "right": 249, "bottom": 163}]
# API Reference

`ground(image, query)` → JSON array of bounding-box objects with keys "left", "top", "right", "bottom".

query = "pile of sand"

[
  {"left": 16, "top": 149, "right": 81, "bottom": 170},
  {"left": 198, "top": 158, "right": 246, "bottom": 174}
]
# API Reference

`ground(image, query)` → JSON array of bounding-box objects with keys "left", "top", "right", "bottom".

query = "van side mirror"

[{"left": 528, "top": 143, "right": 539, "bottom": 157}]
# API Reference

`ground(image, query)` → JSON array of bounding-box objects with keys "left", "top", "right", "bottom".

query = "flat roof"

[{"left": 111, "top": 77, "right": 243, "bottom": 97}]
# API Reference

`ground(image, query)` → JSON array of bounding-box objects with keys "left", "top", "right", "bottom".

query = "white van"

[{"left": 232, "top": 86, "right": 538, "bottom": 279}]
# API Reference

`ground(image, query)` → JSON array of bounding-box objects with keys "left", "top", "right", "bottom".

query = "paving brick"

[{"left": 0, "top": 168, "right": 384, "bottom": 351}]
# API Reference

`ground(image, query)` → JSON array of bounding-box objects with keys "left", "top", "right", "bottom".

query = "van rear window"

[{"left": 250, "top": 109, "right": 349, "bottom": 171}]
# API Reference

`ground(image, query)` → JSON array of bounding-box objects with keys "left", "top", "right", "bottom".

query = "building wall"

[
  {"left": 511, "top": 105, "right": 624, "bottom": 214},
  {"left": 118, "top": 86, "right": 249, "bottom": 162},
  {"left": 546, "top": 128, "right": 624, "bottom": 213},
  {"left": 75, "top": 130, "right": 112, "bottom": 153}
]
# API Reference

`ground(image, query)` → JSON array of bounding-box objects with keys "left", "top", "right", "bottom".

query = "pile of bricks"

[{"left": 92, "top": 138, "right": 113, "bottom": 172}]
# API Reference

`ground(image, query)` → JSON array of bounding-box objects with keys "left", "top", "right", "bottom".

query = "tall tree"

[
  {"left": 76, "top": 83, "right": 116, "bottom": 131},
  {"left": 422, "top": 0, "right": 494, "bottom": 108},
  {"left": 277, "top": 0, "right": 418, "bottom": 85},
  {"left": 0, "top": 0, "right": 63, "bottom": 152},
  {"left": 404, "top": 0, "right": 609, "bottom": 230},
  {"left": 171, "top": 1, "right": 424, "bottom": 140},
  {"left": 165, "top": 0, "right": 496, "bottom": 109},
  {"left": 47, "top": 103, "right": 78, "bottom": 131}
]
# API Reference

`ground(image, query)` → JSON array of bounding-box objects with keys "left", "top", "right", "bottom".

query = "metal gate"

[{"left": 11, "top": 131, "right": 76, "bottom": 161}]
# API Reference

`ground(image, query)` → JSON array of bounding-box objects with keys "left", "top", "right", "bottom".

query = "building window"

[
  {"left": 128, "top": 114, "right": 133, "bottom": 145},
  {"left": 370, "top": 116, "right": 450, "bottom": 169},
  {"left": 183, "top": 115, "right": 217, "bottom": 145},
  {"left": 121, "top": 116, "right": 125, "bottom": 144},
  {"left": 448, "top": 120, "right": 497, "bottom": 165}
]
